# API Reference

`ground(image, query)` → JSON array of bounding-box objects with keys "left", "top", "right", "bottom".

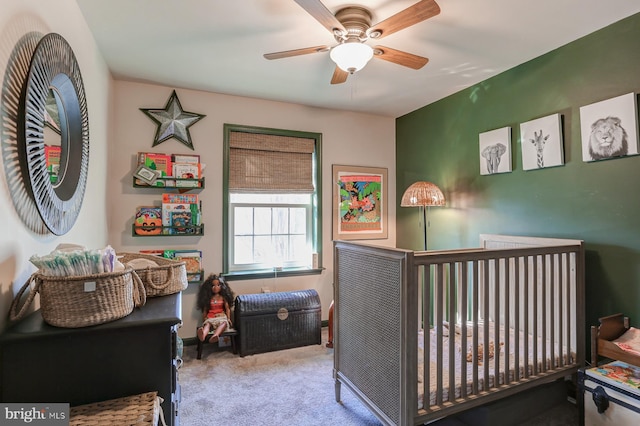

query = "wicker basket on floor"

[
  {"left": 9, "top": 268, "right": 146, "bottom": 328},
  {"left": 70, "top": 391, "right": 164, "bottom": 426},
  {"left": 119, "top": 253, "right": 188, "bottom": 297}
]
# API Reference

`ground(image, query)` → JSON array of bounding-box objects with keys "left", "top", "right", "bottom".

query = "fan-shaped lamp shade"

[
  {"left": 400, "top": 181, "right": 445, "bottom": 207},
  {"left": 330, "top": 42, "right": 374, "bottom": 74}
]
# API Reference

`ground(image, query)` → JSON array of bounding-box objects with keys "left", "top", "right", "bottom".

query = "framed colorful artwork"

[
  {"left": 520, "top": 113, "right": 564, "bottom": 170},
  {"left": 332, "top": 165, "right": 388, "bottom": 240},
  {"left": 479, "top": 127, "right": 512, "bottom": 175},
  {"left": 580, "top": 92, "right": 639, "bottom": 162}
]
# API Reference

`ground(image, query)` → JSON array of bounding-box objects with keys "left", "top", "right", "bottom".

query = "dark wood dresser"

[{"left": 0, "top": 292, "right": 182, "bottom": 426}]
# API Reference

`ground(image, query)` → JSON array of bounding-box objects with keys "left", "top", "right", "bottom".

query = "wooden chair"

[
  {"left": 196, "top": 305, "right": 238, "bottom": 359},
  {"left": 196, "top": 327, "right": 238, "bottom": 359}
]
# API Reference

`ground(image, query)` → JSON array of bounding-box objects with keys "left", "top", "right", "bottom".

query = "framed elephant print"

[{"left": 479, "top": 127, "right": 512, "bottom": 175}]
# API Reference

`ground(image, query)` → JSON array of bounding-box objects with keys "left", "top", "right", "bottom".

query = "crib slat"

[
  {"left": 495, "top": 258, "right": 501, "bottom": 387},
  {"left": 472, "top": 260, "right": 479, "bottom": 395},
  {"left": 524, "top": 255, "right": 530, "bottom": 378},
  {"left": 563, "top": 253, "right": 570, "bottom": 366},
  {"left": 436, "top": 263, "right": 444, "bottom": 405},
  {"left": 448, "top": 263, "right": 456, "bottom": 402},
  {"left": 483, "top": 260, "right": 490, "bottom": 390},
  {"left": 540, "top": 255, "right": 549, "bottom": 372},
  {"left": 559, "top": 252, "right": 566, "bottom": 367},
  {"left": 460, "top": 261, "right": 468, "bottom": 398},
  {"left": 424, "top": 264, "right": 430, "bottom": 408},
  {"left": 550, "top": 254, "right": 556, "bottom": 369},
  {"left": 504, "top": 257, "right": 511, "bottom": 385},
  {"left": 514, "top": 256, "right": 520, "bottom": 381},
  {"left": 533, "top": 255, "right": 539, "bottom": 376}
]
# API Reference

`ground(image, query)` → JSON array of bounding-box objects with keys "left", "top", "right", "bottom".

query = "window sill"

[{"left": 223, "top": 267, "right": 324, "bottom": 281}]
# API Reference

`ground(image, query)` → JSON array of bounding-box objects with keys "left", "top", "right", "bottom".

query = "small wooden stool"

[{"left": 196, "top": 328, "right": 238, "bottom": 359}]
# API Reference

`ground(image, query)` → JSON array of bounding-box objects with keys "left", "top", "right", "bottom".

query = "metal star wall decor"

[{"left": 140, "top": 90, "right": 205, "bottom": 150}]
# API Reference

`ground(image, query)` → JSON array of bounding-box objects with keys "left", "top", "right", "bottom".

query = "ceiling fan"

[{"left": 264, "top": 0, "right": 441, "bottom": 84}]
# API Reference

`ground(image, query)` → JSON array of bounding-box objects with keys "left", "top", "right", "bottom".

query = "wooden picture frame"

[{"left": 332, "top": 165, "right": 388, "bottom": 240}]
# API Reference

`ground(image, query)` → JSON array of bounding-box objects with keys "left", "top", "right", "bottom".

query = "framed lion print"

[
  {"left": 332, "top": 165, "right": 387, "bottom": 240},
  {"left": 580, "top": 92, "right": 639, "bottom": 162}
]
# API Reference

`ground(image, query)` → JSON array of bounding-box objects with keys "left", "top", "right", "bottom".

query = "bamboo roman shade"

[{"left": 229, "top": 131, "right": 315, "bottom": 193}]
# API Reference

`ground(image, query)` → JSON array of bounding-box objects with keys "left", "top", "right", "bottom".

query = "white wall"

[
  {"left": 0, "top": 0, "right": 113, "bottom": 330},
  {"left": 109, "top": 80, "right": 397, "bottom": 337}
]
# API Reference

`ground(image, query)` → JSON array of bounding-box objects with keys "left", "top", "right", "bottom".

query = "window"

[{"left": 223, "top": 124, "right": 322, "bottom": 278}]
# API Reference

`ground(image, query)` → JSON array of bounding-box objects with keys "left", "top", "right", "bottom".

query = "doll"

[{"left": 196, "top": 274, "right": 235, "bottom": 343}]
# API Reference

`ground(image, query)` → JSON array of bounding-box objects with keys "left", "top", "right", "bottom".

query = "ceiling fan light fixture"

[{"left": 330, "top": 42, "right": 373, "bottom": 74}]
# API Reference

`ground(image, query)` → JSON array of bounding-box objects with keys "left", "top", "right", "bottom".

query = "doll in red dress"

[{"left": 196, "top": 274, "right": 235, "bottom": 343}]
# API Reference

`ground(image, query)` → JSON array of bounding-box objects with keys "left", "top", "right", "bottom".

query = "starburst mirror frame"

[{"left": 2, "top": 32, "right": 89, "bottom": 235}]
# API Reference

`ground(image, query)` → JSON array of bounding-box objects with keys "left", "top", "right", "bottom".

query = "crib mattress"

[{"left": 417, "top": 323, "right": 576, "bottom": 409}]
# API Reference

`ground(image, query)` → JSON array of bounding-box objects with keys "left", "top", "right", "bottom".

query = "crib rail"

[
  {"left": 417, "top": 243, "right": 585, "bottom": 420},
  {"left": 333, "top": 236, "right": 585, "bottom": 426}
]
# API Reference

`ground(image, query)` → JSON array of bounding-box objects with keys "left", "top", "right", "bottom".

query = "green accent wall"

[{"left": 396, "top": 13, "right": 640, "bottom": 331}]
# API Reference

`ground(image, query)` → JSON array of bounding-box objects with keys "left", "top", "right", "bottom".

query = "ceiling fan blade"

[
  {"left": 263, "top": 45, "right": 329, "bottom": 60},
  {"left": 330, "top": 66, "right": 349, "bottom": 85},
  {"left": 369, "top": 0, "right": 441, "bottom": 40},
  {"left": 294, "top": 0, "right": 346, "bottom": 35},
  {"left": 373, "top": 46, "right": 429, "bottom": 69}
]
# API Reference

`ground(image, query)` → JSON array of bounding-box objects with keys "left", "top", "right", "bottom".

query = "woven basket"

[
  {"left": 9, "top": 268, "right": 146, "bottom": 328},
  {"left": 119, "top": 253, "right": 188, "bottom": 298},
  {"left": 70, "top": 391, "right": 164, "bottom": 426}
]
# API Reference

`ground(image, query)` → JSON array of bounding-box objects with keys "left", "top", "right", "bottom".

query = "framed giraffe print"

[{"left": 520, "top": 113, "right": 564, "bottom": 171}]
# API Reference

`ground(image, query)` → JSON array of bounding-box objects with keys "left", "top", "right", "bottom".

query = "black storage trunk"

[{"left": 235, "top": 289, "right": 321, "bottom": 356}]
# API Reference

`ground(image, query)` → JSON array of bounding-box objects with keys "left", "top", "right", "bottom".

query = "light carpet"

[
  {"left": 178, "top": 328, "right": 577, "bottom": 426},
  {"left": 178, "top": 328, "right": 382, "bottom": 426}
]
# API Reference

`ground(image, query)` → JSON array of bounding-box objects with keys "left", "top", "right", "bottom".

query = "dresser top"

[{"left": 0, "top": 292, "right": 182, "bottom": 341}]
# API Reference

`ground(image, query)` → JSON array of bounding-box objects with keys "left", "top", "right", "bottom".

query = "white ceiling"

[{"left": 76, "top": 0, "right": 640, "bottom": 118}]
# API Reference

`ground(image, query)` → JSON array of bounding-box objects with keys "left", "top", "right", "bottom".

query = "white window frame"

[{"left": 228, "top": 199, "right": 312, "bottom": 272}]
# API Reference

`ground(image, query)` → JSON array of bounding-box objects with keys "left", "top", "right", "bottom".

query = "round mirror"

[
  {"left": 44, "top": 87, "right": 64, "bottom": 188},
  {"left": 19, "top": 33, "right": 89, "bottom": 235}
]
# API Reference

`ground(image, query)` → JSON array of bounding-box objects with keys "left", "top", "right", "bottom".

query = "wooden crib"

[{"left": 333, "top": 234, "right": 585, "bottom": 425}]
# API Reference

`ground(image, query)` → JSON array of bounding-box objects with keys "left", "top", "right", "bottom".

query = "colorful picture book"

[
  {"left": 135, "top": 152, "right": 203, "bottom": 187},
  {"left": 589, "top": 361, "right": 640, "bottom": 394},
  {"left": 136, "top": 152, "right": 173, "bottom": 187},
  {"left": 138, "top": 249, "right": 203, "bottom": 282},
  {"left": 173, "top": 163, "right": 201, "bottom": 188},
  {"left": 161, "top": 202, "right": 201, "bottom": 234},
  {"left": 164, "top": 249, "right": 202, "bottom": 281},
  {"left": 134, "top": 207, "right": 162, "bottom": 235},
  {"left": 172, "top": 154, "right": 200, "bottom": 164},
  {"left": 170, "top": 210, "right": 192, "bottom": 234},
  {"left": 162, "top": 193, "right": 198, "bottom": 204}
]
